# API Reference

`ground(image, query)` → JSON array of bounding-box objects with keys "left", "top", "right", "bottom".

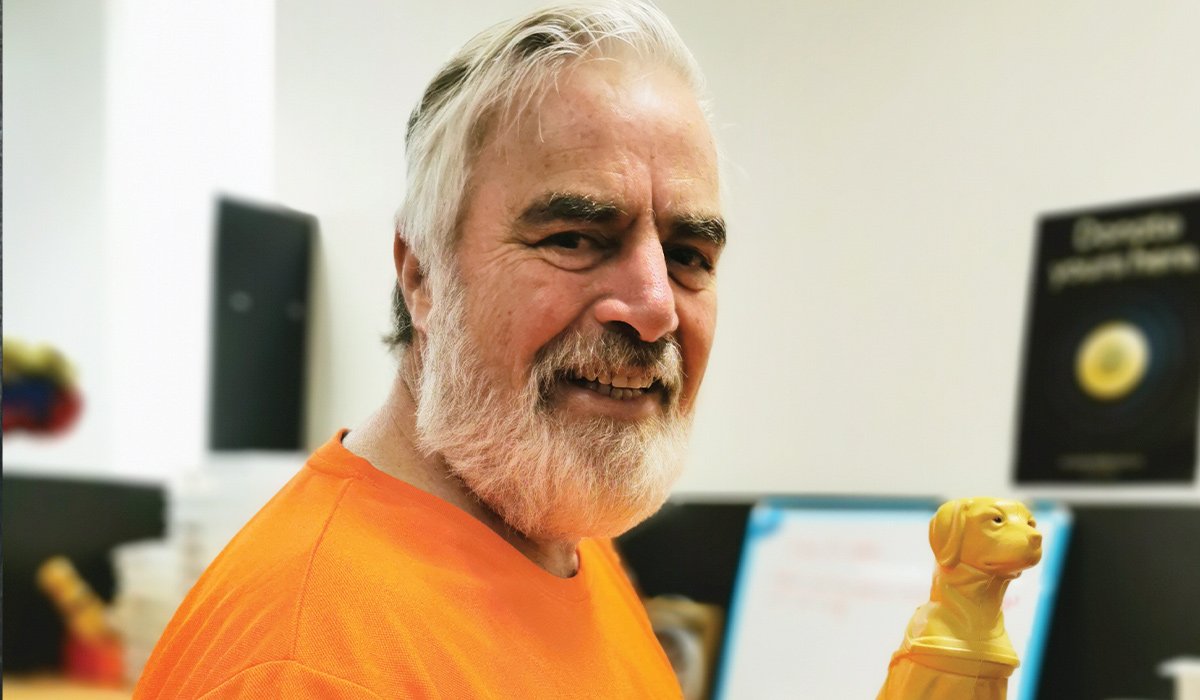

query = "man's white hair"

[{"left": 387, "top": 0, "right": 710, "bottom": 349}]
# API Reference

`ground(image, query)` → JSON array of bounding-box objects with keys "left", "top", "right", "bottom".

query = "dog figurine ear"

[{"left": 929, "top": 498, "right": 969, "bottom": 568}]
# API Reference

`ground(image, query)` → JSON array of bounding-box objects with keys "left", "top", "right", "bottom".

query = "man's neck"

[{"left": 341, "top": 372, "right": 581, "bottom": 578}]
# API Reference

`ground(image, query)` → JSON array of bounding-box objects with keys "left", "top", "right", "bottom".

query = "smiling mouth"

[{"left": 564, "top": 369, "right": 663, "bottom": 401}]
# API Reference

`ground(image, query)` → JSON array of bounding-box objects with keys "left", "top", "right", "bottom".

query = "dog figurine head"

[{"left": 929, "top": 497, "right": 1042, "bottom": 576}]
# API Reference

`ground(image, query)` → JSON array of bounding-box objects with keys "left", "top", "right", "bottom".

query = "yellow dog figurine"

[{"left": 877, "top": 498, "right": 1043, "bottom": 700}]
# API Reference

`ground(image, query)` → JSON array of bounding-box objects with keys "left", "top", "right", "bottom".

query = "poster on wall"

[{"left": 1015, "top": 193, "right": 1200, "bottom": 484}]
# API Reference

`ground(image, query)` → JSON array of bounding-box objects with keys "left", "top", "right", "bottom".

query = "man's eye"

[
  {"left": 665, "top": 245, "right": 712, "bottom": 270},
  {"left": 530, "top": 231, "right": 606, "bottom": 271},
  {"left": 538, "top": 232, "right": 587, "bottom": 250}
]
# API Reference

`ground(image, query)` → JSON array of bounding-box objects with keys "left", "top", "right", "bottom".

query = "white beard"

[{"left": 412, "top": 273, "right": 692, "bottom": 542}]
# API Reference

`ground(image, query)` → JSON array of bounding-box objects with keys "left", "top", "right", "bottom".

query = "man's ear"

[{"left": 394, "top": 231, "right": 432, "bottom": 336}]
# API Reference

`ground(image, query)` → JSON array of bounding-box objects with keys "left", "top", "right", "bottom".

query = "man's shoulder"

[
  {"left": 135, "top": 660, "right": 386, "bottom": 700},
  {"left": 137, "top": 464, "right": 440, "bottom": 697},
  {"left": 186, "top": 464, "right": 438, "bottom": 623}
]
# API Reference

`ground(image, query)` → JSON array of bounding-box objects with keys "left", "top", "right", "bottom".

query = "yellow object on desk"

[{"left": 877, "top": 497, "right": 1044, "bottom": 700}]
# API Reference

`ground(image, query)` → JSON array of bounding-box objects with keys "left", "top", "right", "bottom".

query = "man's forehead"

[
  {"left": 527, "top": 60, "right": 701, "bottom": 129},
  {"left": 465, "top": 59, "right": 721, "bottom": 239},
  {"left": 485, "top": 61, "right": 715, "bottom": 168}
]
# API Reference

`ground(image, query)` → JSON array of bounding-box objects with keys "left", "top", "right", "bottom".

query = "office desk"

[{"left": 2, "top": 676, "right": 133, "bottom": 700}]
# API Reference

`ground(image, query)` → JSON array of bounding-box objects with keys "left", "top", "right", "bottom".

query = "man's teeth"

[
  {"left": 572, "top": 369, "right": 658, "bottom": 400},
  {"left": 572, "top": 370, "right": 655, "bottom": 389},
  {"left": 579, "top": 380, "right": 646, "bottom": 400}
]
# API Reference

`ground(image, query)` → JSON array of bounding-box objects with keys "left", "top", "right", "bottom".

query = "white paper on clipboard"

[{"left": 714, "top": 500, "right": 1071, "bottom": 700}]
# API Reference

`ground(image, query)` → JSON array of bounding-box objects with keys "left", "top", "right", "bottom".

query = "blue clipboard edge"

[
  {"left": 712, "top": 497, "right": 1072, "bottom": 700},
  {"left": 713, "top": 497, "right": 941, "bottom": 700}
]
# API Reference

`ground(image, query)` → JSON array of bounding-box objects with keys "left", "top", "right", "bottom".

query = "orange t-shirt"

[{"left": 134, "top": 432, "right": 681, "bottom": 699}]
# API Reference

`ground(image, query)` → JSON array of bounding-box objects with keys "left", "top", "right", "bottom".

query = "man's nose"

[{"left": 592, "top": 230, "right": 679, "bottom": 342}]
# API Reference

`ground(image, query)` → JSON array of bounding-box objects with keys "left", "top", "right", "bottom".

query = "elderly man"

[{"left": 135, "top": 1, "right": 724, "bottom": 697}]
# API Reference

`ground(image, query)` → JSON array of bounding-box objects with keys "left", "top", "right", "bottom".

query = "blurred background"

[{"left": 4, "top": 1, "right": 1199, "bottom": 698}]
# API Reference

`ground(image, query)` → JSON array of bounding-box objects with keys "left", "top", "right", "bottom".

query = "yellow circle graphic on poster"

[{"left": 1074, "top": 320, "right": 1150, "bottom": 401}]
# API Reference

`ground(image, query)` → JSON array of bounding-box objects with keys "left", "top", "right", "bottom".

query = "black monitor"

[{"left": 1038, "top": 504, "right": 1200, "bottom": 700}]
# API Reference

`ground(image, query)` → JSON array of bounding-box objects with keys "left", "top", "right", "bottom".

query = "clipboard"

[{"left": 714, "top": 498, "right": 1072, "bottom": 700}]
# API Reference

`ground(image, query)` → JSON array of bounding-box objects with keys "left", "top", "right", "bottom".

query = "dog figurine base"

[{"left": 877, "top": 497, "right": 1043, "bottom": 700}]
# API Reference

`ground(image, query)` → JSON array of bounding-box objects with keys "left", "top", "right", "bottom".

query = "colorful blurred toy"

[
  {"left": 877, "top": 497, "right": 1043, "bottom": 700},
  {"left": 37, "top": 556, "right": 126, "bottom": 686},
  {"left": 3, "top": 337, "right": 84, "bottom": 434}
]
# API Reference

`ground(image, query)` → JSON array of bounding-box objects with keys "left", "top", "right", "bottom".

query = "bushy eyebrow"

[
  {"left": 519, "top": 191, "right": 726, "bottom": 248},
  {"left": 672, "top": 214, "right": 726, "bottom": 248},
  {"left": 519, "top": 193, "right": 624, "bottom": 226}
]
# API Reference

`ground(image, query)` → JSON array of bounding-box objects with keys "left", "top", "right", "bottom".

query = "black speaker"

[{"left": 209, "top": 198, "right": 315, "bottom": 450}]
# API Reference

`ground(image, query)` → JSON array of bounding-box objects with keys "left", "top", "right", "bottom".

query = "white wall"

[
  {"left": 103, "top": 0, "right": 275, "bottom": 479},
  {"left": 4, "top": 0, "right": 111, "bottom": 474},
  {"left": 669, "top": 1, "right": 1200, "bottom": 501},
  {"left": 276, "top": 1, "right": 1200, "bottom": 501},
  {"left": 4, "top": 0, "right": 275, "bottom": 479}
]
